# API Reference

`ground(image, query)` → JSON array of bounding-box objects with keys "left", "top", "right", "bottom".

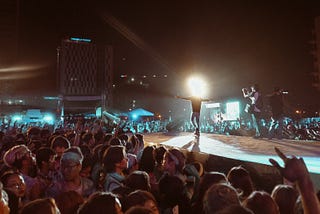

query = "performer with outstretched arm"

[{"left": 176, "top": 95, "right": 209, "bottom": 136}]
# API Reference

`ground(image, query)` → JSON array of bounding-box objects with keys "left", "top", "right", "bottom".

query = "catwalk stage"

[{"left": 143, "top": 132, "right": 320, "bottom": 175}]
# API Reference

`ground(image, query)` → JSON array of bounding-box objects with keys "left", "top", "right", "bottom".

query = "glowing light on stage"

[
  {"left": 187, "top": 76, "right": 207, "bottom": 97},
  {"left": 43, "top": 114, "right": 55, "bottom": 124},
  {"left": 12, "top": 115, "right": 22, "bottom": 122},
  {"left": 132, "top": 114, "right": 138, "bottom": 120},
  {"left": 226, "top": 101, "right": 240, "bottom": 120}
]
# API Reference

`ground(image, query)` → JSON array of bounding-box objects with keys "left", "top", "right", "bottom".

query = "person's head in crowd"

[
  {"left": 118, "top": 134, "right": 129, "bottom": 147},
  {"left": 128, "top": 135, "right": 139, "bottom": 152},
  {"left": 104, "top": 134, "right": 113, "bottom": 145},
  {"left": 50, "top": 135, "right": 71, "bottom": 159},
  {"left": 77, "top": 192, "right": 123, "bottom": 214},
  {"left": 109, "top": 137, "right": 122, "bottom": 146},
  {"left": 243, "top": 191, "right": 279, "bottom": 214},
  {"left": 124, "top": 206, "right": 153, "bottom": 214},
  {"left": 122, "top": 190, "right": 159, "bottom": 214},
  {"left": 125, "top": 170, "right": 151, "bottom": 192},
  {"left": 55, "top": 191, "right": 84, "bottom": 214},
  {"left": 66, "top": 132, "right": 76, "bottom": 145},
  {"left": 194, "top": 171, "right": 228, "bottom": 210},
  {"left": 135, "top": 133, "right": 144, "bottom": 145},
  {"left": 20, "top": 197, "right": 60, "bottom": 214},
  {"left": 227, "top": 165, "right": 254, "bottom": 199},
  {"left": 271, "top": 184, "right": 299, "bottom": 214},
  {"left": 154, "top": 146, "right": 166, "bottom": 167},
  {"left": 79, "top": 144, "right": 91, "bottom": 158},
  {"left": 215, "top": 204, "right": 253, "bottom": 214},
  {"left": 125, "top": 153, "right": 138, "bottom": 174},
  {"left": 139, "top": 146, "right": 156, "bottom": 174},
  {"left": 15, "top": 133, "right": 26, "bottom": 145},
  {"left": 103, "top": 145, "right": 128, "bottom": 174},
  {"left": 0, "top": 181, "right": 10, "bottom": 214},
  {"left": 202, "top": 183, "right": 241, "bottom": 214},
  {"left": 3, "top": 145, "right": 35, "bottom": 175},
  {"left": 94, "top": 131, "right": 104, "bottom": 145},
  {"left": 60, "top": 147, "right": 83, "bottom": 182},
  {"left": 40, "top": 128, "right": 51, "bottom": 142},
  {"left": 27, "top": 127, "right": 41, "bottom": 141},
  {"left": 158, "top": 174, "right": 190, "bottom": 213},
  {"left": 80, "top": 154, "right": 94, "bottom": 178},
  {"left": 35, "top": 147, "right": 56, "bottom": 174},
  {"left": 0, "top": 171, "right": 26, "bottom": 199},
  {"left": 81, "top": 132, "right": 95, "bottom": 148},
  {"left": 0, "top": 135, "right": 17, "bottom": 155},
  {"left": 163, "top": 148, "right": 186, "bottom": 176}
]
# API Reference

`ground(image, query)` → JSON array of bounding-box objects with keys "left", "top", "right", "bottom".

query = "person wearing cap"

[
  {"left": 46, "top": 147, "right": 94, "bottom": 199},
  {"left": 3, "top": 145, "right": 40, "bottom": 200}
]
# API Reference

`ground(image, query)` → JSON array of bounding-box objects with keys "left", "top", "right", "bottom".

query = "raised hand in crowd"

[{"left": 269, "top": 147, "right": 320, "bottom": 214}]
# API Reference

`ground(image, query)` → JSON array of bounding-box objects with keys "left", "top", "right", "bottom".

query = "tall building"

[
  {"left": 311, "top": 16, "right": 320, "bottom": 91},
  {"left": 57, "top": 37, "right": 113, "bottom": 114}
]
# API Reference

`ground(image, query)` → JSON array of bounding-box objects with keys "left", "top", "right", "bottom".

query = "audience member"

[
  {"left": 77, "top": 191, "right": 123, "bottom": 214},
  {"left": 103, "top": 145, "right": 128, "bottom": 192},
  {"left": 20, "top": 197, "right": 60, "bottom": 214},
  {"left": 271, "top": 184, "right": 299, "bottom": 214},
  {"left": 227, "top": 165, "right": 255, "bottom": 200},
  {"left": 202, "top": 183, "right": 241, "bottom": 214},
  {"left": 46, "top": 147, "right": 94, "bottom": 199},
  {"left": 243, "top": 190, "right": 279, "bottom": 214}
]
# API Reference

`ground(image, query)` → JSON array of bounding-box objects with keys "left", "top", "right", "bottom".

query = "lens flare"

[{"left": 187, "top": 76, "right": 207, "bottom": 98}]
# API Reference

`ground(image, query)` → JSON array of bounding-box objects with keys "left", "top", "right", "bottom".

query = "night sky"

[{"left": 12, "top": 1, "right": 320, "bottom": 110}]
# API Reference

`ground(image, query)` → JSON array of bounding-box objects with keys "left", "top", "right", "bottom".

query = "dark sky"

[{"left": 15, "top": 0, "right": 320, "bottom": 108}]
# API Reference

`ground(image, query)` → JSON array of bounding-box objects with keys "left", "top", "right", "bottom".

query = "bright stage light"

[
  {"left": 187, "top": 76, "right": 207, "bottom": 97},
  {"left": 12, "top": 115, "right": 22, "bottom": 122},
  {"left": 43, "top": 114, "right": 55, "bottom": 124}
]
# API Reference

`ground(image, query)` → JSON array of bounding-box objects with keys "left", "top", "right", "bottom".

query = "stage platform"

[{"left": 143, "top": 132, "right": 320, "bottom": 191}]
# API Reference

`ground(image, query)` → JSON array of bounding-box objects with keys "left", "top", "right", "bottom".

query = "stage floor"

[{"left": 143, "top": 132, "right": 320, "bottom": 174}]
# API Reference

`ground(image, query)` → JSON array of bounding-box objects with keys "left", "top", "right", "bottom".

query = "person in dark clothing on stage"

[
  {"left": 268, "top": 87, "right": 285, "bottom": 140},
  {"left": 242, "top": 84, "right": 263, "bottom": 138},
  {"left": 176, "top": 95, "right": 209, "bottom": 135}
]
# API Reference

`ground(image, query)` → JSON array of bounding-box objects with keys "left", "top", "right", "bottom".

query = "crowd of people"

[{"left": 0, "top": 116, "right": 319, "bottom": 214}]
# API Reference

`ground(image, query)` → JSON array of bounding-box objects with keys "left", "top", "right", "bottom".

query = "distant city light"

[
  {"left": 153, "top": 75, "right": 156, "bottom": 78},
  {"left": 120, "top": 74, "right": 127, "bottom": 78},
  {"left": 142, "top": 75, "right": 147, "bottom": 78},
  {"left": 164, "top": 75, "right": 167, "bottom": 77},
  {"left": 70, "top": 37, "right": 91, "bottom": 43},
  {"left": 131, "top": 77, "right": 135, "bottom": 82}
]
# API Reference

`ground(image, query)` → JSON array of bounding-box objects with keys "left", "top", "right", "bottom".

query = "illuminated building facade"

[{"left": 57, "top": 37, "right": 113, "bottom": 114}]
